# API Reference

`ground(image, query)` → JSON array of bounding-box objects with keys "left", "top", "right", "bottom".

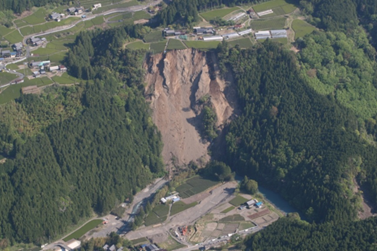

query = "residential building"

[
  {"left": 10, "top": 52, "right": 16, "bottom": 58},
  {"left": 109, "top": 245, "right": 116, "bottom": 251},
  {"left": 60, "top": 65, "right": 67, "bottom": 71},
  {"left": 75, "top": 8, "right": 84, "bottom": 15},
  {"left": 13, "top": 42, "right": 23, "bottom": 51},
  {"left": 68, "top": 7, "right": 76, "bottom": 13},
  {"left": 50, "top": 12, "right": 61, "bottom": 21},
  {"left": 1, "top": 50, "right": 10, "bottom": 57}
]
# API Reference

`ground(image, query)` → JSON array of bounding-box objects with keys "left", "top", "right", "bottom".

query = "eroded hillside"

[{"left": 144, "top": 49, "right": 237, "bottom": 167}]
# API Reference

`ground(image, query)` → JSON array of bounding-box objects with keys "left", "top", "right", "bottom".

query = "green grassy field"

[
  {"left": 250, "top": 17, "right": 286, "bottom": 30},
  {"left": 63, "top": 219, "right": 103, "bottom": 241},
  {"left": 272, "top": 37, "right": 288, "bottom": 44},
  {"left": 4, "top": 30, "right": 23, "bottom": 44},
  {"left": 253, "top": 0, "right": 297, "bottom": 15},
  {"left": 292, "top": 19, "right": 316, "bottom": 39},
  {"left": 221, "top": 206, "right": 235, "bottom": 214},
  {"left": 0, "top": 25, "right": 14, "bottom": 36},
  {"left": 219, "top": 214, "right": 245, "bottom": 222},
  {"left": 143, "top": 30, "right": 163, "bottom": 43},
  {"left": 18, "top": 8, "right": 48, "bottom": 26},
  {"left": 0, "top": 77, "right": 53, "bottom": 104},
  {"left": 0, "top": 72, "right": 18, "bottom": 85},
  {"left": 167, "top": 39, "right": 186, "bottom": 50},
  {"left": 184, "top": 40, "right": 220, "bottom": 50},
  {"left": 229, "top": 195, "right": 248, "bottom": 206},
  {"left": 107, "top": 12, "right": 133, "bottom": 22},
  {"left": 80, "top": 0, "right": 123, "bottom": 9},
  {"left": 126, "top": 41, "right": 150, "bottom": 50},
  {"left": 92, "top": 0, "right": 138, "bottom": 14},
  {"left": 144, "top": 204, "right": 169, "bottom": 226},
  {"left": 150, "top": 41, "right": 166, "bottom": 53},
  {"left": 6, "top": 64, "right": 20, "bottom": 70},
  {"left": 132, "top": 10, "right": 151, "bottom": 20},
  {"left": 170, "top": 201, "right": 197, "bottom": 216},
  {"left": 52, "top": 73, "right": 79, "bottom": 84},
  {"left": 227, "top": 37, "right": 253, "bottom": 48},
  {"left": 176, "top": 176, "right": 219, "bottom": 198},
  {"left": 200, "top": 7, "right": 239, "bottom": 21}
]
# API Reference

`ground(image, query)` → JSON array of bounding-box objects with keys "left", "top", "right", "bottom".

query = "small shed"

[{"left": 255, "top": 201, "right": 263, "bottom": 208}]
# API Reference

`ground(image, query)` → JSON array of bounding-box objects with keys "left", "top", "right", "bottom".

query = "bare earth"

[{"left": 144, "top": 49, "right": 235, "bottom": 167}]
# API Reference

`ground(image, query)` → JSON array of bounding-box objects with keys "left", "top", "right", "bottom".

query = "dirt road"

[{"left": 125, "top": 181, "right": 238, "bottom": 240}]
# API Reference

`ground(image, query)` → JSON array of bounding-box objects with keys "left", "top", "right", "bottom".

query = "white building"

[
  {"left": 257, "top": 9, "right": 273, "bottom": 17},
  {"left": 202, "top": 35, "right": 223, "bottom": 41},
  {"left": 66, "top": 239, "right": 81, "bottom": 250},
  {"left": 93, "top": 3, "right": 102, "bottom": 9},
  {"left": 255, "top": 30, "right": 271, "bottom": 40},
  {"left": 50, "top": 66, "right": 59, "bottom": 71},
  {"left": 228, "top": 12, "right": 247, "bottom": 21},
  {"left": 270, "top": 29, "right": 287, "bottom": 38},
  {"left": 238, "top": 29, "right": 253, "bottom": 36},
  {"left": 224, "top": 33, "right": 240, "bottom": 39}
]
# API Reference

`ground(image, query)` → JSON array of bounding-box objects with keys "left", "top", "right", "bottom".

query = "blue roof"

[
  {"left": 141, "top": 244, "right": 148, "bottom": 248},
  {"left": 0, "top": 58, "right": 4, "bottom": 61},
  {"left": 173, "top": 198, "right": 180, "bottom": 202},
  {"left": 256, "top": 202, "right": 263, "bottom": 206},
  {"left": 10, "top": 52, "right": 16, "bottom": 55}
]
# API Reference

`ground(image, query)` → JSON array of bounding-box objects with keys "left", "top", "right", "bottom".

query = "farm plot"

[
  {"left": 4, "top": 30, "right": 23, "bottom": 44},
  {"left": 221, "top": 206, "right": 234, "bottom": 214},
  {"left": 250, "top": 17, "right": 286, "bottom": 30},
  {"left": 184, "top": 41, "right": 220, "bottom": 50},
  {"left": 292, "top": 19, "right": 316, "bottom": 39},
  {"left": 253, "top": 0, "right": 297, "bottom": 16},
  {"left": 126, "top": 41, "right": 150, "bottom": 50},
  {"left": 0, "top": 72, "right": 18, "bottom": 86},
  {"left": 0, "top": 77, "right": 53, "bottom": 104},
  {"left": 144, "top": 204, "right": 169, "bottom": 226},
  {"left": 170, "top": 201, "right": 197, "bottom": 216},
  {"left": 92, "top": 0, "right": 139, "bottom": 14},
  {"left": 16, "top": 8, "right": 48, "bottom": 26},
  {"left": 63, "top": 219, "right": 103, "bottom": 241},
  {"left": 200, "top": 7, "right": 239, "bottom": 21},
  {"left": 52, "top": 73, "right": 79, "bottom": 84},
  {"left": 167, "top": 39, "right": 186, "bottom": 50},
  {"left": 176, "top": 176, "right": 219, "bottom": 198},
  {"left": 227, "top": 37, "right": 253, "bottom": 48},
  {"left": 150, "top": 41, "right": 166, "bottom": 53},
  {"left": 143, "top": 30, "right": 163, "bottom": 43},
  {"left": 0, "top": 25, "right": 13, "bottom": 36},
  {"left": 229, "top": 195, "right": 248, "bottom": 206}
]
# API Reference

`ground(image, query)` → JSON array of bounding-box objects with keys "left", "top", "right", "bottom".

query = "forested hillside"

[
  {"left": 0, "top": 25, "right": 164, "bottom": 243},
  {"left": 217, "top": 41, "right": 377, "bottom": 222},
  {"left": 244, "top": 216, "right": 377, "bottom": 250}
]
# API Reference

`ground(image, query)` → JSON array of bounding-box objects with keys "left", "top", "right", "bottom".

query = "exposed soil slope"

[{"left": 144, "top": 49, "right": 237, "bottom": 167}]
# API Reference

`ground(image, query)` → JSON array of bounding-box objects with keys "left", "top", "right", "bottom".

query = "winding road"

[{"left": 1, "top": 0, "right": 162, "bottom": 88}]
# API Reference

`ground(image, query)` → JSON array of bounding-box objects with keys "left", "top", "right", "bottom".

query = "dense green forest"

[
  {"left": 0, "top": 25, "right": 164, "bottom": 243},
  {"left": 244, "top": 216, "right": 377, "bottom": 250},
  {"left": 217, "top": 41, "right": 377, "bottom": 222}
]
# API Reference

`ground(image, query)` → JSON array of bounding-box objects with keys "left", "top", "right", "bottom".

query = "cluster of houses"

[
  {"left": 29, "top": 37, "right": 46, "bottom": 46},
  {"left": 67, "top": 7, "right": 85, "bottom": 16},
  {"left": 160, "top": 193, "right": 180, "bottom": 204},
  {"left": 239, "top": 199, "right": 263, "bottom": 210},
  {"left": 30, "top": 60, "right": 67, "bottom": 77},
  {"left": 0, "top": 49, "right": 17, "bottom": 58}
]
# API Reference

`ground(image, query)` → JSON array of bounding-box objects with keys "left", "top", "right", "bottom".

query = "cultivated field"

[
  {"left": 150, "top": 41, "right": 166, "bottom": 53},
  {"left": 252, "top": 0, "right": 297, "bottom": 16},
  {"left": 176, "top": 176, "right": 219, "bottom": 198},
  {"left": 144, "top": 204, "right": 169, "bottom": 226},
  {"left": 227, "top": 37, "right": 253, "bottom": 48},
  {"left": 143, "top": 30, "right": 164, "bottom": 43},
  {"left": 15, "top": 8, "right": 48, "bottom": 26},
  {"left": 250, "top": 17, "right": 286, "bottom": 30},
  {"left": 170, "top": 201, "right": 197, "bottom": 216},
  {"left": 92, "top": 0, "right": 138, "bottom": 14},
  {"left": 0, "top": 72, "right": 18, "bottom": 86},
  {"left": 52, "top": 73, "right": 79, "bottom": 84},
  {"left": 200, "top": 7, "right": 239, "bottom": 21},
  {"left": 4, "top": 30, "right": 23, "bottom": 44},
  {"left": 167, "top": 39, "right": 186, "bottom": 50},
  {"left": 184, "top": 41, "right": 220, "bottom": 50},
  {"left": 126, "top": 41, "right": 150, "bottom": 50},
  {"left": 292, "top": 19, "right": 316, "bottom": 39},
  {"left": 157, "top": 235, "right": 185, "bottom": 251},
  {"left": 63, "top": 219, "right": 103, "bottom": 241},
  {"left": 229, "top": 195, "right": 248, "bottom": 206}
]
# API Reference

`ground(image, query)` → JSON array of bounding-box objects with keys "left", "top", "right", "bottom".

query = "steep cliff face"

[{"left": 144, "top": 49, "right": 237, "bottom": 167}]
